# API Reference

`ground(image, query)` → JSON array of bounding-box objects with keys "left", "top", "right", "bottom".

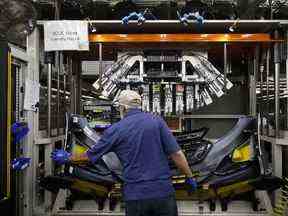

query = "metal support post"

[
  {"left": 99, "top": 43, "right": 103, "bottom": 90},
  {"left": 266, "top": 48, "right": 271, "bottom": 136},
  {"left": 250, "top": 45, "right": 259, "bottom": 116},
  {"left": 274, "top": 31, "right": 281, "bottom": 138},
  {"left": 69, "top": 56, "right": 73, "bottom": 113},
  {"left": 272, "top": 29, "right": 282, "bottom": 187},
  {"left": 223, "top": 43, "right": 227, "bottom": 93},
  {"left": 63, "top": 55, "right": 67, "bottom": 110},
  {"left": 45, "top": 57, "right": 54, "bottom": 211},
  {"left": 25, "top": 27, "right": 40, "bottom": 216},
  {"left": 55, "top": 0, "right": 60, "bottom": 135},
  {"left": 70, "top": 56, "right": 77, "bottom": 113},
  {"left": 67, "top": 59, "right": 71, "bottom": 113},
  {"left": 76, "top": 58, "right": 82, "bottom": 114},
  {"left": 56, "top": 51, "right": 60, "bottom": 136},
  {"left": 286, "top": 30, "right": 288, "bottom": 129},
  {"left": 260, "top": 49, "right": 266, "bottom": 134},
  {"left": 47, "top": 63, "right": 52, "bottom": 137}
]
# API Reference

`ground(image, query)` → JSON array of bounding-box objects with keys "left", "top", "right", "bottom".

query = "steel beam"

[
  {"left": 76, "top": 58, "right": 82, "bottom": 114},
  {"left": 272, "top": 31, "right": 283, "bottom": 199},
  {"left": 69, "top": 57, "right": 76, "bottom": 113},
  {"left": 261, "top": 135, "right": 288, "bottom": 146},
  {"left": 36, "top": 20, "right": 281, "bottom": 35},
  {"left": 48, "top": 63, "right": 52, "bottom": 137},
  {"left": 224, "top": 43, "right": 227, "bottom": 93},
  {"left": 180, "top": 114, "right": 246, "bottom": 119},
  {"left": 52, "top": 211, "right": 268, "bottom": 216},
  {"left": 56, "top": 51, "right": 60, "bottom": 136},
  {"left": 46, "top": 61, "right": 54, "bottom": 210},
  {"left": 259, "top": 48, "right": 266, "bottom": 134},
  {"left": 89, "top": 34, "right": 278, "bottom": 43},
  {"left": 250, "top": 45, "right": 259, "bottom": 116},
  {"left": 266, "top": 48, "right": 271, "bottom": 136},
  {"left": 63, "top": 55, "right": 67, "bottom": 110},
  {"left": 286, "top": 30, "right": 288, "bottom": 128},
  {"left": 274, "top": 30, "right": 281, "bottom": 138},
  {"left": 99, "top": 43, "right": 103, "bottom": 90}
]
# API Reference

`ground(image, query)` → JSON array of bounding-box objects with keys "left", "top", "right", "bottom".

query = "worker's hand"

[
  {"left": 185, "top": 177, "right": 198, "bottom": 193},
  {"left": 51, "top": 149, "right": 71, "bottom": 165}
]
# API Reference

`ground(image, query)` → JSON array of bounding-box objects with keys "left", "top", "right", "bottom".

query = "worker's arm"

[
  {"left": 158, "top": 117, "right": 192, "bottom": 177},
  {"left": 51, "top": 126, "right": 118, "bottom": 165},
  {"left": 170, "top": 150, "right": 193, "bottom": 178},
  {"left": 158, "top": 117, "right": 197, "bottom": 190},
  {"left": 85, "top": 125, "right": 119, "bottom": 164}
]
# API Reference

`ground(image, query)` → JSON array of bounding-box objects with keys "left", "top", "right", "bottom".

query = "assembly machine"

[{"left": 7, "top": 19, "right": 288, "bottom": 216}]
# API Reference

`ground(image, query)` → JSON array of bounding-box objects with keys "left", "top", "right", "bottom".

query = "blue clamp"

[
  {"left": 11, "top": 122, "right": 30, "bottom": 144},
  {"left": 12, "top": 157, "right": 31, "bottom": 171},
  {"left": 177, "top": 11, "right": 204, "bottom": 26},
  {"left": 122, "top": 9, "right": 156, "bottom": 26},
  {"left": 51, "top": 149, "right": 71, "bottom": 165},
  {"left": 185, "top": 177, "right": 198, "bottom": 193}
]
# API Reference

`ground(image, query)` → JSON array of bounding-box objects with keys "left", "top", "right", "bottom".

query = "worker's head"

[{"left": 114, "top": 90, "right": 142, "bottom": 119}]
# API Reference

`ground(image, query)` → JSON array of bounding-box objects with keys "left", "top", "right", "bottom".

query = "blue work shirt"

[{"left": 86, "top": 108, "right": 180, "bottom": 201}]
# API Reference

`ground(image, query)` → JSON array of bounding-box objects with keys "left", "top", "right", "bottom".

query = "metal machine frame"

[{"left": 19, "top": 20, "right": 288, "bottom": 216}]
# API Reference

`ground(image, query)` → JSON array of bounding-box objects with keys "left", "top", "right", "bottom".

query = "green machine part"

[{"left": 0, "top": 39, "right": 12, "bottom": 209}]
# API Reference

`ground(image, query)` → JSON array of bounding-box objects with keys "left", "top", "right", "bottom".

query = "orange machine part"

[{"left": 89, "top": 33, "right": 281, "bottom": 43}]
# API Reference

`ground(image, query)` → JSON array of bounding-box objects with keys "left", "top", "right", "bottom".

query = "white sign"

[
  {"left": 44, "top": 21, "right": 89, "bottom": 51},
  {"left": 24, "top": 80, "right": 40, "bottom": 112}
]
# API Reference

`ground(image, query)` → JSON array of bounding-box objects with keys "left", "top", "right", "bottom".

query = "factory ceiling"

[
  {"left": 1, "top": 0, "right": 288, "bottom": 46},
  {"left": 36, "top": 0, "right": 288, "bottom": 20}
]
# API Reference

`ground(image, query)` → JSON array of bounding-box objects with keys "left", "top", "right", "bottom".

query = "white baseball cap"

[{"left": 114, "top": 90, "right": 142, "bottom": 109}]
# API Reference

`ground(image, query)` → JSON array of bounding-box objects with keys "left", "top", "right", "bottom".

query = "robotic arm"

[
  {"left": 122, "top": 9, "right": 156, "bottom": 26},
  {"left": 122, "top": 12, "right": 146, "bottom": 25},
  {"left": 177, "top": 11, "right": 204, "bottom": 26}
]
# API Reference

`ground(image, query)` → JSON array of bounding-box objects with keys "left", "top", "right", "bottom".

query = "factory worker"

[{"left": 51, "top": 90, "right": 197, "bottom": 216}]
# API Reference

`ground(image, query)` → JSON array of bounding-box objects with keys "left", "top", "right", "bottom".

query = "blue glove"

[
  {"left": 11, "top": 122, "right": 30, "bottom": 144},
  {"left": 185, "top": 177, "right": 198, "bottom": 193},
  {"left": 51, "top": 149, "right": 71, "bottom": 165},
  {"left": 12, "top": 157, "right": 31, "bottom": 171}
]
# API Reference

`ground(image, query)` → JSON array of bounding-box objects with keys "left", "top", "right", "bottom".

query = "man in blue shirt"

[{"left": 52, "top": 90, "right": 197, "bottom": 216}]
